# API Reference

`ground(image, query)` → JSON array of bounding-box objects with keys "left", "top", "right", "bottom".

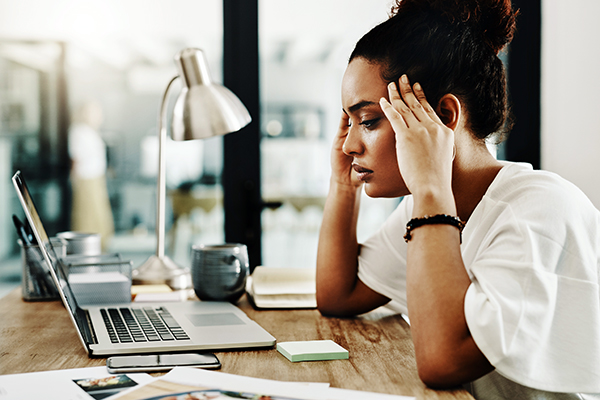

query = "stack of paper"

[
  {"left": 246, "top": 266, "right": 317, "bottom": 309},
  {"left": 69, "top": 272, "right": 131, "bottom": 305},
  {"left": 277, "top": 340, "right": 349, "bottom": 362}
]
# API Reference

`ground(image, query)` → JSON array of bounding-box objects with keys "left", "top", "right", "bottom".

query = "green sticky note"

[{"left": 277, "top": 340, "right": 349, "bottom": 362}]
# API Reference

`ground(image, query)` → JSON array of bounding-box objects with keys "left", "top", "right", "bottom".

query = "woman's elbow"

[
  {"left": 417, "top": 360, "right": 461, "bottom": 389},
  {"left": 414, "top": 345, "right": 468, "bottom": 388},
  {"left": 317, "top": 303, "right": 341, "bottom": 317},
  {"left": 316, "top": 295, "right": 335, "bottom": 316},
  {"left": 415, "top": 347, "right": 493, "bottom": 389},
  {"left": 316, "top": 293, "right": 352, "bottom": 317}
]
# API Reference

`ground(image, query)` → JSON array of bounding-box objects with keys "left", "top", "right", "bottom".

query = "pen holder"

[{"left": 19, "top": 237, "right": 66, "bottom": 301}]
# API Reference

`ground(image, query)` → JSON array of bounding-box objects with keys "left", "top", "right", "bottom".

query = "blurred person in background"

[{"left": 68, "top": 100, "right": 114, "bottom": 250}]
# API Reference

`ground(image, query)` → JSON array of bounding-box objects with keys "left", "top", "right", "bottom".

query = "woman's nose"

[{"left": 342, "top": 126, "right": 363, "bottom": 156}]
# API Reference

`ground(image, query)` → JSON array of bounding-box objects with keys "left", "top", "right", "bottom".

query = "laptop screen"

[{"left": 11, "top": 171, "right": 81, "bottom": 318}]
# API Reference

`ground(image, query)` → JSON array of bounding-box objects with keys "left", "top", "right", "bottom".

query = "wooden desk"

[{"left": 0, "top": 288, "right": 472, "bottom": 399}]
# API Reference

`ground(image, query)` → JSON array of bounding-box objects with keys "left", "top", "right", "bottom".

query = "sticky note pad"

[{"left": 277, "top": 340, "right": 349, "bottom": 362}]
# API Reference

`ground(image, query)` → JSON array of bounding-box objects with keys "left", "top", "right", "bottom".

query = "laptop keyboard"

[{"left": 100, "top": 307, "right": 190, "bottom": 343}]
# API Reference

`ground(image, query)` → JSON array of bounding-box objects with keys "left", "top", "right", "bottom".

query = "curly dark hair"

[{"left": 350, "top": 0, "right": 518, "bottom": 142}]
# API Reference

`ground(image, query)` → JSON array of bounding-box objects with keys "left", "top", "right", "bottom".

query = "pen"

[
  {"left": 24, "top": 218, "right": 36, "bottom": 244},
  {"left": 13, "top": 215, "right": 40, "bottom": 295},
  {"left": 12, "top": 215, "right": 30, "bottom": 246},
  {"left": 12, "top": 215, "right": 56, "bottom": 297}
]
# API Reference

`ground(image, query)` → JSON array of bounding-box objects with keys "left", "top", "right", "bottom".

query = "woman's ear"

[{"left": 435, "top": 94, "right": 461, "bottom": 130}]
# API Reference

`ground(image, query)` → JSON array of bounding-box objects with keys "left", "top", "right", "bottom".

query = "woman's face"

[{"left": 341, "top": 57, "right": 409, "bottom": 198}]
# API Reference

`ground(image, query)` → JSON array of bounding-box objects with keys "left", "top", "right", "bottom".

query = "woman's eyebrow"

[{"left": 347, "top": 100, "right": 379, "bottom": 113}]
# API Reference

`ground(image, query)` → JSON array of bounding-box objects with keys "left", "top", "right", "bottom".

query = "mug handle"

[{"left": 225, "top": 254, "right": 249, "bottom": 291}]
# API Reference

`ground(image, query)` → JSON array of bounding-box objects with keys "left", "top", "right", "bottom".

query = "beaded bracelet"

[{"left": 404, "top": 214, "right": 465, "bottom": 243}]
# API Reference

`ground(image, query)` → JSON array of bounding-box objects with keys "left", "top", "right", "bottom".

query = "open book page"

[{"left": 246, "top": 266, "right": 317, "bottom": 309}]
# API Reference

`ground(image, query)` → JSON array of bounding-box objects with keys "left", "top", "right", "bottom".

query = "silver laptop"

[{"left": 12, "top": 170, "right": 276, "bottom": 357}]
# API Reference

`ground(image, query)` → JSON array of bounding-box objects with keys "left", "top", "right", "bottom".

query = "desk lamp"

[{"left": 132, "top": 48, "right": 251, "bottom": 289}]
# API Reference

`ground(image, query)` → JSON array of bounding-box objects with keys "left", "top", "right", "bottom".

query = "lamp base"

[{"left": 132, "top": 255, "right": 192, "bottom": 290}]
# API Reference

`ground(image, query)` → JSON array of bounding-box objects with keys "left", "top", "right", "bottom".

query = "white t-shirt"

[
  {"left": 357, "top": 161, "right": 600, "bottom": 398},
  {"left": 68, "top": 123, "right": 107, "bottom": 179}
]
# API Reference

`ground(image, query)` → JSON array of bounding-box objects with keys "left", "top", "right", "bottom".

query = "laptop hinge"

[{"left": 76, "top": 307, "right": 98, "bottom": 345}]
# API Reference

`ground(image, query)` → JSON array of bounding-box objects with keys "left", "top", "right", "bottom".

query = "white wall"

[
  {"left": 542, "top": 0, "right": 600, "bottom": 208},
  {"left": 0, "top": 139, "right": 11, "bottom": 259}
]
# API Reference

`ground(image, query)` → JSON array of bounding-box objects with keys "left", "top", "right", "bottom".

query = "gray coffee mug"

[{"left": 191, "top": 243, "right": 249, "bottom": 302}]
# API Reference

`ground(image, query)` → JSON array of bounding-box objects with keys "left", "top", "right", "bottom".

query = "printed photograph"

[{"left": 73, "top": 374, "right": 138, "bottom": 400}]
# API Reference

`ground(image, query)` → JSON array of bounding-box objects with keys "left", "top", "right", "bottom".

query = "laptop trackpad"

[{"left": 186, "top": 313, "right": 245, "bottom": 327}]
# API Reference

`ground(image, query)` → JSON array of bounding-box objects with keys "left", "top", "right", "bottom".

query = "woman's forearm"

[
  {"left": 407, "top": 194, "right": 493, "bottom": 387},
  {"left": 316, "top": 180, "right": 390, "bottom": 316},
  {"left": 316, "top": 180, "right": 362, "bottom": 313}
]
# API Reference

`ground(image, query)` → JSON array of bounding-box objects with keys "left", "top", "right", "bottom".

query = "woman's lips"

[{"left": 352, "top": 163, "right": 373, "bottom": 181}]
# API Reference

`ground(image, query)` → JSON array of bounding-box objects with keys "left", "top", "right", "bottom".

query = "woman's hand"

[
  {"left": 380, "top": 76, "right": 494, "bottom": 387},
  {"left": 317, "top": 111, "right": 389, "bottom": 317},
  {"left": 330, "top": 112, "right": 363, "bottom": 189},
  {"left": 379, "top": 75, "right": 455, "bottom": 199}
]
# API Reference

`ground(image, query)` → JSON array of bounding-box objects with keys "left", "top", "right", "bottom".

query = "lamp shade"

[{"left": 171, "top": 48, "right": 251, "bottom": 140}]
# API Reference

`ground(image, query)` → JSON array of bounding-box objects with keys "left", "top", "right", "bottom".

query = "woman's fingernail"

[
  {"left": 414, "top": 82, "right": 421, "bottom": 91},
  {"left": 401, "top": 74, "right": 408, "bottom": 83},
  {"left": 388, "top": 82, "right": 395, "bottom": 90}
]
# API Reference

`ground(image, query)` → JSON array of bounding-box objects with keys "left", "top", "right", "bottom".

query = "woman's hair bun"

[{"left": 392, "top": 0, "right": 518, "bottom": 54}]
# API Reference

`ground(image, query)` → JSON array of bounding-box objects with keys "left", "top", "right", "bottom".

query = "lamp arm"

[{"left": 156, "top": 75, "right": 180, "bottom": 259}]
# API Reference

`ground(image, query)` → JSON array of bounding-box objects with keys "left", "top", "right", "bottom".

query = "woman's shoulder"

[
  {"left": 467, "top": 161, "right": 600, "bottom": 245},
  {"left": 489, "top": 161, "right": 597, "bottom": 213}
]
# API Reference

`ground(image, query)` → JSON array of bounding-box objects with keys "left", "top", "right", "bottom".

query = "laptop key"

[{"left": 159, "top": 333, "right": 175, "bottom": 341}]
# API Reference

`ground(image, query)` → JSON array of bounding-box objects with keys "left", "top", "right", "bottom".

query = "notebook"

[{"left": 12, "top": 170, "right": 276, "bottom": 357}]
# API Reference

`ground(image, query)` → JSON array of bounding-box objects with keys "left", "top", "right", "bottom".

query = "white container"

[{"left": 56, "top": 231, "right": 101, "bottom": 255}]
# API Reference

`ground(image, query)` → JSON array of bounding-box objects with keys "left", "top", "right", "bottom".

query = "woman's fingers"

[
  {"left": 381, "top": 74, "right": 446, "bottom": 134},
  {"left": 337, "top": 112, "right": 350, "bottom": 135},
  {"left": 331, "top": 112, "right": 358, "bottom": 185},
  {"left": 379, "top": 97, "right": 407, "bottom": 130},
  {"left": 393, "top": 74, "right": 445, "bottom": 128},
  {"left": 412, "top": 82, "right": 444, "bottom": 125},
  {"left": 386, "top": 81, "right": 419, "bottom": 128},
  {"left": 397, "top": 75, "right": 430, "bottom": 124},
  {"left": 339, "top": 111, "right": 349, "bottom": 129}
]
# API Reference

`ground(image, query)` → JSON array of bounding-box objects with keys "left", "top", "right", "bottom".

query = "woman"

[
  {"left": 316, "top": 0, "right": 600, "bottom": 398},
  {"left": 69, "top": 101, "right": 114, "bottom": 251}
]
